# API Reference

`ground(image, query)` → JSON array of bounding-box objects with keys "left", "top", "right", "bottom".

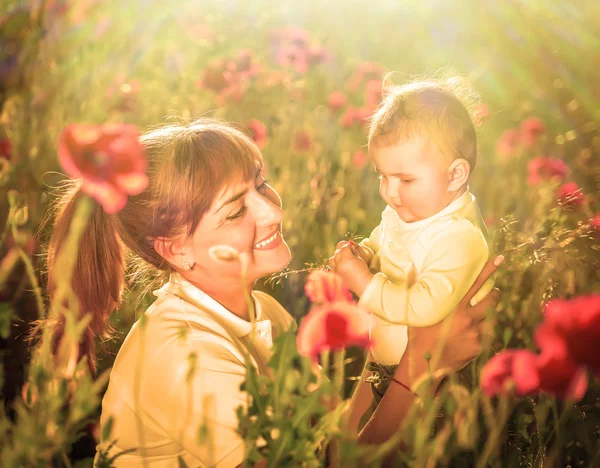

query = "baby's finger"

[
  {"left": 337, "top": 245, "right": 357, "bottom": 260},
  {"left": 336, "top": 240, "right": 350, "bottom": 250}
]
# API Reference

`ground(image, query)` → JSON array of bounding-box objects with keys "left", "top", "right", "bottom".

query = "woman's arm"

[
  {"left": 356, "top": 350, "right": 419, "bottom": 445},
  {"left": 344, "top": 351, "right": 375, "bottom": 434},
  {"left": 357, "top": 255, "right": 503, "bottom": 446}
]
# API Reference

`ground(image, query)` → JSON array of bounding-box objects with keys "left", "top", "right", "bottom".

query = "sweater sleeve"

[{"left": 358, "top": 219, "right": 493, "bottom": 327}]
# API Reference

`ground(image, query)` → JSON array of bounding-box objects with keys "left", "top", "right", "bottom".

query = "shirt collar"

[
  {"left": 153, "top": 273, "right": 268, "bottom": 339},
  {"left": 383, "top": 188, "right": 475, "bottom": 230}
]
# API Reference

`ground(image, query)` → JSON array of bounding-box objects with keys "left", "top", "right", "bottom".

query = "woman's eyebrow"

[{"left": 216, "top": 189, "right": 249, "bottom": 213}]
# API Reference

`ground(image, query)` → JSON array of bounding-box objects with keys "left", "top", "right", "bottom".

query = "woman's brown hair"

[{"left": 42, "top": 118, "right": 262, "bottom": 372}]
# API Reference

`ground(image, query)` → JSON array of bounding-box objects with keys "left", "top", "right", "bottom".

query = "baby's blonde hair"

[{"left": 368, "top": 75, "right": 481, "bottom": 170}]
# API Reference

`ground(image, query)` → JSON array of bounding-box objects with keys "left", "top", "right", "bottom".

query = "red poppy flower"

[
  {"left": 534, "top": 323, "right": 589, "bottom": 400},
  {"left": 328, "top": 91, "right": 347, "bottom": 111},
  {"left": 341, "top": 106, "right": 359, "bottom": 128},
  {"left": 58, "top": 123, "right": 147, "bottom": 214},
  {"left": 482, "top": 294, "right": 600, "bottom": 401},
  {"left": 305, "top": 270, "right": 353, "bottom": 304},
  {"left": 0, "top": 138, "right": 11, "bottom": 160},
  {"left": 198, "top": 60, "right": 232, "bottom": 93},
  {"left": 520, "top": 117, "right": 545, "bottom": 146},
  {"left": 353, "top": 150, "right": 369, "bottom": 168},
  {"left": 556, "top": 182, "right": 584, "bottom": 207},
  {"left": 481, "top": 350, "right": 540, "bottom": 397},
  {"left": 365, "top": 80, "right": 382, "bottom": 109},
  {"left": 297, "top": 300, "right": 371, "bottom": 360},
  {"left": 247, "top": 119, "right": 268, "bottom": 150},
  {"left": 356, "top": 106, "right": 372, "bottom": 125},
  {"left": 235, "top": 49, "right": 260, "bottom": 79},
  {"left": 294, "top": 131, "right": 312, "bottom": 152},
  {"left": 527, "top": 157, "right": 568, "bottom": 185},
  {"left": 541, "top": 295, "right": 600, "bottom": 377},
  {"left": 495, "top": 129, "right": 521, "bottom": 159},
  {"left": 346, "top": 62, "right": 384, "bottom": 91},
  {"left": 275, "top": 44, "right": 309, "bottom": 73},
  {"left": 198, "top": 50, "right": 257, "bottom": 102}
]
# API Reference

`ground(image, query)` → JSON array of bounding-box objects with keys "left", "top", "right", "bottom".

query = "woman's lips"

[{"left": 253, "top": 229, "right": 282, "bottom": 250}]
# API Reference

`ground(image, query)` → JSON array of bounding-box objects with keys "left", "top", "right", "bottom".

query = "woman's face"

[{"left": 183, "top": 165, "right": 291, "bottom": 284}]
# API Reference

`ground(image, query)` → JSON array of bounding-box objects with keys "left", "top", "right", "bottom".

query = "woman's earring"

[{"left": 182, "top": 260, "right": 194, "bottom": 271}]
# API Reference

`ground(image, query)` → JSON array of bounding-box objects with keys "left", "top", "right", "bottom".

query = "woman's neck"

[{"left": 185, "top": 274, "right": 255, "bottom": 322}]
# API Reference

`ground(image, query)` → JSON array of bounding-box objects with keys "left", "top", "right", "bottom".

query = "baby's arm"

[{"left": 359, "top": 221, "right": 494, "bottom": 327}]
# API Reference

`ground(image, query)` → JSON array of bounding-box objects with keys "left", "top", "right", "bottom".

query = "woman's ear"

[
  {"left": 153, "top": 237, "right": 185, "bottom": 265},
  {"left": 447, "top": 158, "right": 471, "bottom": 192}
]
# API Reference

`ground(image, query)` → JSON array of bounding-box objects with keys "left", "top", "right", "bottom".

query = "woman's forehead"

[{"left": 211, "top": 167, "right": 262, "bottom": 210}]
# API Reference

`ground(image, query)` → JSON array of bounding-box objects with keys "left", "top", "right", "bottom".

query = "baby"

[{"left": 331, "top": 78, "right": 494, "bottom": 371}]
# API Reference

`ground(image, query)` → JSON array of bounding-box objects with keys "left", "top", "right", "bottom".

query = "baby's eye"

[{"left": 401, "top": 179, "right": 414, "bottom": 184}]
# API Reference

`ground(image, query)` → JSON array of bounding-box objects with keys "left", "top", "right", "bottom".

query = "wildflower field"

[{"left": 1, "top": 0, "right": 599, "bottom": 466}]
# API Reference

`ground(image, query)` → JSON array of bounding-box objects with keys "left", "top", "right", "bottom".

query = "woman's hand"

[{"left": 401, "top": 255, "right": 504, "bottom": 386}]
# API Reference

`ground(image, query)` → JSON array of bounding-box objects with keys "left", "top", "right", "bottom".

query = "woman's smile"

[{"left": 253, "top": 228, "right": 283, "bottom": 250}]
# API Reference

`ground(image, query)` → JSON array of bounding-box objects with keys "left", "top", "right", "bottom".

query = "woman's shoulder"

[{"left": 115, "top": 294, "right": 247, "bottom": 372}]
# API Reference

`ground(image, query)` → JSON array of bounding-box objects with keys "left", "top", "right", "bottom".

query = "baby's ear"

[{"left": 447, "top": 158, "right": 470, "bottom": 191}]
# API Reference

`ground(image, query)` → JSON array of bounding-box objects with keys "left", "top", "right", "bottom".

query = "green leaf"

[
  {"left": 503, "top": 328, "right": 513, "bottom": 346},
  {"left": 102, "top": 416, "right": 114, "bottom": 442},
  {"left": 0, "top": 303, "right": 15, "bottom": 339}
]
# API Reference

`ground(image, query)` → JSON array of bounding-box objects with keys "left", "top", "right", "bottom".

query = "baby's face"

[{"left": 371, "top": 139, "right": 456, "bottom": 223}]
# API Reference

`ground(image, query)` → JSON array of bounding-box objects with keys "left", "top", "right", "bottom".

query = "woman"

[{"left": 46, "top": 119, "right": 501, "bottom": 467}]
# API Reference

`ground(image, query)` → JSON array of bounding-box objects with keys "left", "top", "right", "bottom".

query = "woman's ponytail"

[{"left": 44, "top": 183, "right": 125, "bottom": 373}]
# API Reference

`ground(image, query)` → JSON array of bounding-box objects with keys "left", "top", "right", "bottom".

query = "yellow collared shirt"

[{"left": 95, "top": 274, "right": 295, "bottom": 468}]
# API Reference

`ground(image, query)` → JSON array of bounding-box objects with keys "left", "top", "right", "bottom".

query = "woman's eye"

[{"left": 227, "top": 206, "right": 246, "bottom": 221}]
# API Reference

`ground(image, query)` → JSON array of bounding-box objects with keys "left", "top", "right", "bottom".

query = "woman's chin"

[{"left": 257, "top": 241, "right": 292, "bottom": 278}]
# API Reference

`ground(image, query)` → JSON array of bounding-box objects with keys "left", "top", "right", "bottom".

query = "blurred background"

[{"left": 1, "top": 0, "right": 599, "bottom": 465}]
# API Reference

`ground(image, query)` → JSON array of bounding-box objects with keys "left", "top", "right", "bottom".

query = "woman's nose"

[{"left": 249, "top": 190, "right": 284, "bottom": 226}]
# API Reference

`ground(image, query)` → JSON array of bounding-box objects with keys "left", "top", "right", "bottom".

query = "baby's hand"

[
  {"left": 335, "top": 240, "right": 373, "bottom": 265},
  {"left": 329, "top": 244, "right": 374, "bottom": 296}
]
